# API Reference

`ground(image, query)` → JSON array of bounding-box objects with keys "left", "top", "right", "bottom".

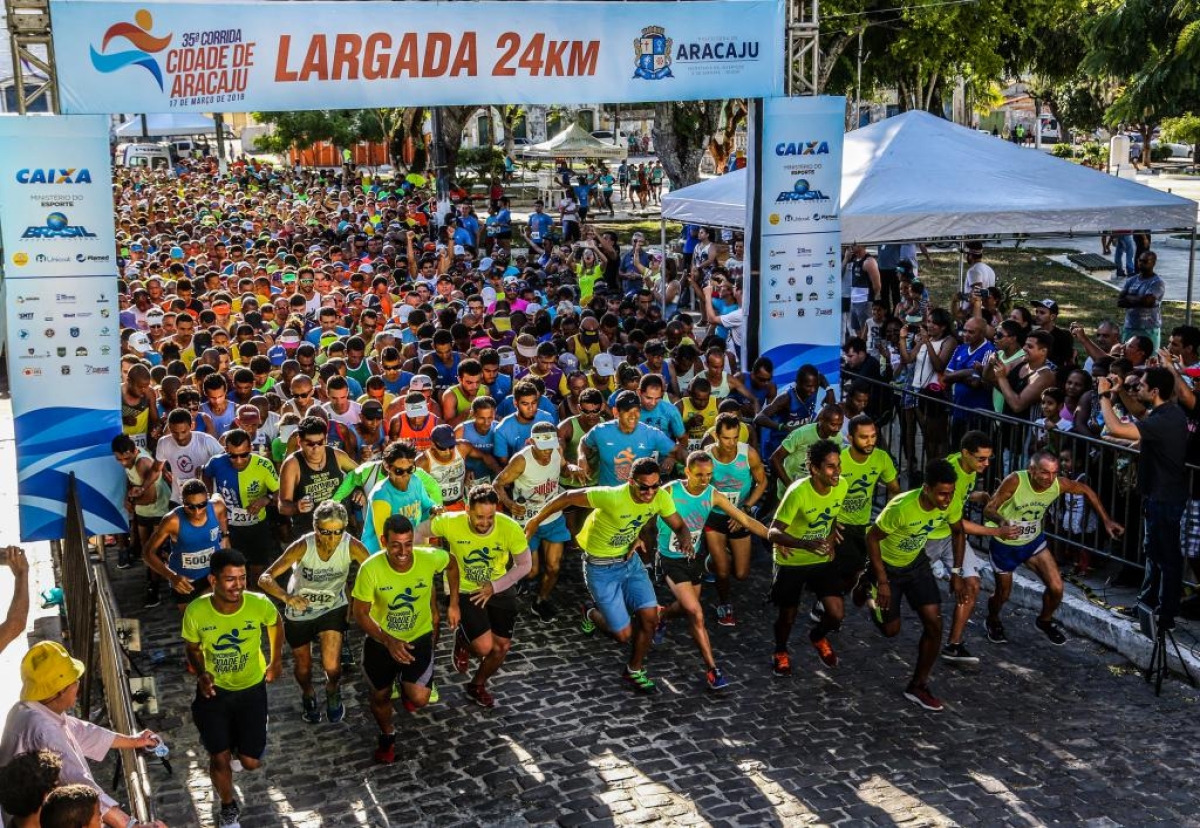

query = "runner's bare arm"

[{"left": 982, "top": 474, "right": 1020, "bottom": 526}]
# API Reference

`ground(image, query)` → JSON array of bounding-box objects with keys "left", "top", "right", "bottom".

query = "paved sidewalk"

[{"left": 106, "top": 542, "right": 1200, "bottom": 828}]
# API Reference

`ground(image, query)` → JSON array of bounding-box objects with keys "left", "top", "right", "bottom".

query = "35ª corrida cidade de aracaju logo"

[{"left": 89, "top": 9, "right": 172, "bottom": 90}]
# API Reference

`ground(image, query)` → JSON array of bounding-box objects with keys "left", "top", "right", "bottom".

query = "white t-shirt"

[
  {"left": 966, "top": 262, "right": 996, "bottom": 291},
  {"left": 719, "top": 307, "right": 745, "bottom": 364},
  {"left": 324, "top": 400, "right": 362, "bottom": 428},
  {"left": 155, "top": 430, "right": 223, "bottom": 502}
]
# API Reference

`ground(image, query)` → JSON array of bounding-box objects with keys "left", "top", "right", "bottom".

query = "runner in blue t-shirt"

[
  {"left": 581, "top": 391, "right": 677, "bottom": 485},
  {"left": 493, "top": 381, "right": 557, "bottom": 463},
  {"left": 362, "top": 442, "right": 439, "bottom": 553}
]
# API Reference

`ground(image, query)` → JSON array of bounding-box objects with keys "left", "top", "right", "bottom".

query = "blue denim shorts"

[
  {"left": 531, "top": 517, "right": 572, "bottom": 547},
  {"left": 583, "top": 554, "right": 658, "bottom": 632},
  {"left": 989, "top": 534, "right": 1047, "bottom": 574}
]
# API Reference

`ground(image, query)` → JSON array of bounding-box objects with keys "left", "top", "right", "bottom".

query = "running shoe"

[
  {"left": 716, "top": 604, "right": 737, "bottom": 627},
  {"left": 811, "top": 637, "right": 839, "bottom": 668},
  {"left": 530, "top": 599, "right": 557, "bottom": 623},
  {"left": 580, "top": 602, "right": 597, "bottom": 636},
  {"left": 808, "top": 600, "right": 825, "bottom": 624},
  {"left": 301, "top": 694, "right": 321, "bottom": 724},
  {"left": 1036, "top": 617, "right": 1067, "bottom": 646},
  {"left": 428, "top": 682, "right": 440, "bottom": 704},
  {"left": 326, "top": 690, "right": 345, "bottom": 723},
  {"left": 401, "top": 696, "right": 417, "bottom": 714},
  {"left": 466, "top": 683, "right": 496, "bottom": 708},
  {"left": 218, "top": 800, "right": 241, "bottom": 828},
  {"left": 771, "top": 651, "right": 792, "bottom": 677},
  {"left": 706, "top": 666, "right": 730, "bottom": 691},
  {"left": 452, "top": 628, "right": 470, "bottom": 674},
  {"left": 116, "top": 548, "right": 134, "bottom": 570},
  {"left": 621, "top": 667, "right": 658, "bottom": 695},
  {"left": 940, "top": 643, "right": 980, "bottom": 664},
  {"left": 985, "top": 618, "right": 1008, "bottom": 644},
  {"left": 143, "top": 586, "right": 161, "bottom": 609},
  {"left": 374, "top": 733, "right": 396, "bottom": 764},
  {"left": 903, "top": 683, "right": 945, "bottom": 712},
  {"left": 864, "top": 583, "right": 884, "bottom": 625}
]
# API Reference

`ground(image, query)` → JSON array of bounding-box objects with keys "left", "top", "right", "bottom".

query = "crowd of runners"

[{"left": 4, "top": 151, "right": 1198, "bottom": 828}]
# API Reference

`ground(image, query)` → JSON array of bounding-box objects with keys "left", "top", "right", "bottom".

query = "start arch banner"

[{"left": 50, "top": 0, "right": 785, "bottom": 114}]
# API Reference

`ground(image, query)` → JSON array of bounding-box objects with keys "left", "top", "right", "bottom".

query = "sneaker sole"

[
  {"left": 941, "top": 654, "right": 981, "bottom": 664},
  {"left": 903, "top": 691, "right": 945, "bottom": 712}
]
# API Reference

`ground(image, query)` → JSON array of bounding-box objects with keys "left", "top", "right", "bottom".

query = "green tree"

[
  {"left": 651, "top": 100, "right": 723, "bottom": 189},
  {"left": 252, "top": 110, "right": 363, "bottom": 158},
  {"left": 1160, "top": 113, "right": 1200, "bottom": 164}
]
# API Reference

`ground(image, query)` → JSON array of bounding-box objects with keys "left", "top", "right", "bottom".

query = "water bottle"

[{"left": 147, "top": 737, "right": 169, "bottom": 759}]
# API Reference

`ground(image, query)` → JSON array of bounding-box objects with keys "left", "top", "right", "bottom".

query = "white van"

[{"left": 117, "top": 142, "right": 173, "bottom": 169}]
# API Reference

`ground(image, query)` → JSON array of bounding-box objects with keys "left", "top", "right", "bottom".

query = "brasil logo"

[{"left": 90, "top": 9, "right": 172, "bottom": 90}]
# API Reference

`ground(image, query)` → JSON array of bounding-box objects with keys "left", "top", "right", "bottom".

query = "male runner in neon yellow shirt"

[
  {"left": 526, "top": 456, "right": 692, "bottom": 695},
  {"left": 862, "top": 460, "right": 964, "bottom": 713},
  {"left": 768, "top": 439, "right": 848, "bottom": 676}
]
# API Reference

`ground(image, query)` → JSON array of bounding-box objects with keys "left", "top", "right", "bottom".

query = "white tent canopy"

[
  {"left": 522, "top": 123, "right": 627, "bottom": 160},
  {"left": 661, "top": 111, "right": 1198, "bottom": 240},
  {"left": 113, "top": 113, "right": 233, "bottom": 139}
]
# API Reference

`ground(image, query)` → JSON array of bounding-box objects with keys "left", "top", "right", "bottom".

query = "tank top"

[
  {"left": 398, "top": 414, "right": 436, "bottom": 451},
  {"left": 285, "top": 533, "right": 352, "bottom": 621},
  {"left": 702, "top": 371, "right": 731, "bottom": 400},
  {"left": 357, "top": 424, "right": 387, "bottom": 462},
  {"left": 450, "top": 384, "right": 487, "bottom": 420},
  {"left": 170, "top": 503, "right": 221, "bottom": 579},
  {"left": 571, "top": 337, "right": 603, "bottom": 368},
  {"left": 991, "top": 350, "right": 1027, "bottom": 412},
  {"left": 429, "top": 353, "right": 461, "bottom": 388},
  {"left": 326, "top": 420, "right": 355, "bottom": 453},
  {"left": 708, "top": 442, "right": 752, "bottom": 514},
  {"left": 125, "top": 449, "right": 170, "bottom": 518},
  {"left": 121, "top": 394, "right": 151, "bottom": 449},
  {"left": 681, "top": 396, "right": 719, "bottom": 454},
  {"left": 293, "top": 447, "right": 345, "bottom": 533},
  {"left": 201, "top": 401, "right": 237, "bottom": 436},
  {"left": 658, "top": 481, "right": 712, "bottom": 558},
  {"left": 510, "top": 445, "right": 562, "bottom": 527},
  {"left": 845, "top": 254, "right": 874, "bottom": 303},
  {"left": 910, "top": 337, "right": 948, "bottom": 390},
  {"left": 1003, "top": 363, "right": 1052, "bottom": 420},
  {"left": 458, "top": 420, "right": 497, "bottom": 483},
  {"left": 991, "top": 471, "right": 1061, "bottom": 546},
  {"left": 427, "top": 450, "right": 467, "bottom": 505},
  {"left": 345, "top": 359, "right": 373, "bottom": 388}
]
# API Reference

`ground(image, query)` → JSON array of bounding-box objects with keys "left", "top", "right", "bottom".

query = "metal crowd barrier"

[
  {"left": 56, "top": 474, "right": 156, "bottom": 823},
  {"left": 843, "top": 373, "right": 1198, "bottom": 586}
]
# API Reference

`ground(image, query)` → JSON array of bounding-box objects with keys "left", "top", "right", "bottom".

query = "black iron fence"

[
  {"left": 843, "top": 373, "right": 1197, "bottom": 585},
  {"left": 55, "top": 474, "right": 157, "bottom": 823}
]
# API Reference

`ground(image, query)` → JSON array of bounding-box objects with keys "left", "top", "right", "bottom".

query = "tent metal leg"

[
  {"left": 1187, "top": 226, "right": 1196, "bottom": 325},
  {"left": 660, "top": 215, "right": 668, "bottom": 315}
]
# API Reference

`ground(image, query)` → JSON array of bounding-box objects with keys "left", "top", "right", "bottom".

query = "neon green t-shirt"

[
  {"left": 181, "top": 592, "right": 279, "bottom": 691},
  {"left": 578, "top": 484, "right": 677, "bottom": 559},
  {"left": 838, "top": 447, "right": 897, "bottom": 527},
  {"left": 430, "top": 512, "right": 529, "bottom": 593},
  {"left": 779, "top": 424, "right": 846, "bottom": 496},
  {"left": 351, "top": 546, "right": 449, "bottom": 642},
  {"left": 928, "top": 453, "right": 974, "bottom": 540},
  {"left": 873, "top": 489, "right": 951, "bottom": 568},
  {"left": 773, "top": 476, "right": 848, "bottom": 567}
]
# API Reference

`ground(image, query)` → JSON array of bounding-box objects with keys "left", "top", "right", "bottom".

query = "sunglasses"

[
  {"left": 302, "top": 438, "right": 326, "bottom": 448},
  {"left": 581, "top": 407, "right": 603, "bottom": 415},
  {"left": 315, "top": 527, "right": 344, "bottom": 537},
  {"left": 634, "top": 481, "right": 661, "bottom": 493},
  {"left": 183, "top": 501, "right": 208, "bottom": 512},
  {"left": 228, "top": 451, "right": 252, "bottom": 460},
  {"left": 389, "top": 466, "right": 414, "bottom": 476},
  {"left": 295, "top": 391, "right": 313, "bottom": 398},
  {"left": 383, "top": 364, "right": 402, "bottom": 371}
]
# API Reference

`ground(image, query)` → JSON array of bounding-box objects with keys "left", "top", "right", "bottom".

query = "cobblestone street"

[{"left": 108, "top": 552, "right": 1200, "bottom": 828}]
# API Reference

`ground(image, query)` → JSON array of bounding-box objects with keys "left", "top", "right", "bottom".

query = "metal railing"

[
  {"left": 842, "top": 372, "right": 1197, "bottom": 584},
  {"left": 57, "top": 474, "right": 156, "bottom": 824}
]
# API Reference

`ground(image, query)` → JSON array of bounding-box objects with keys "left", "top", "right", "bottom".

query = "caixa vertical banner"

[
  {"left": 0, "top": 115, "right": 126, "bottom": 541},
  {"left": 747, "top": 96, "right": 845, "bottom": 388}
]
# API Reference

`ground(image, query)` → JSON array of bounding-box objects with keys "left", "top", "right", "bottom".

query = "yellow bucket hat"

[{"left": 21, "top": 641, "right": 86, "bottom": 702}]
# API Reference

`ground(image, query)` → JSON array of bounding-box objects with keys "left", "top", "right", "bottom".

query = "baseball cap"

[
  {"left": 497, "top": 346, "right": 517, "bottom": 368},
  {"left": 558, "top": 353, "right": 580, "bottom": 373},
  {"left": 479, "top": 257, "right": 494, "bottom": 271},
  {"left": 361, "top": 400, "right": 385, "bottom": 419},
  {"left": 267, "top": 344, "right": 287, "bottom": 366},
  {"left": 235, "top": 404, "right": 261, "bottom": 423},
  {"left": 430, "top": 424, "right": 457, "bottom": 450},
  {"left": 405, "top": 400, "right": 429, "bottom": 418},
  {"left": 279, "top": 329, "right": 302, "bottom": 349},
  {"left": 1038, "top": 298, "right": 1059, "bottom": 314},
  {"left": 128, "top": 331, "right": 152, "bottom": 354},
  {"left": 614, "top": 390, "right": 640, "bottom": 411},
  {"left": 409, "top": 374, "right": 433, "bottom": 391},
  {"left": 281, "top": 271, "right": 297, "bottom": 283},
  {"left": 592, "top": 352, "right": 616, "bottom": 377},
  {"left": 454, "top": 244, "right": 466, "bottom": 256}
]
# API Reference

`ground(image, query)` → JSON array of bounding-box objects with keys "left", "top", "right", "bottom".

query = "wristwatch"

[{"left": 950, "top": 567, "right": 965, "bottom": 577}]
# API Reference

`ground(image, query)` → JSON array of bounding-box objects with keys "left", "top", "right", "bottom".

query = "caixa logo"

[
  {"left": 16, "top": 168, "right": 93, "bottom": 184},
  {"left": 21, "top": 213, "right": 97, "bottom": 239},
  {"left": 777, "top": 178, "right": 830, "bottom": 203},
  {"left": 775, "top": 141, "right": 829, "bottom": 156}
]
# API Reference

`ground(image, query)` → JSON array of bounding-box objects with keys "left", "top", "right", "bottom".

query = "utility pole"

[
  {"left": 214, "top": 113, "right": 228, "bottom": 175},
  {"left": 430, "top": 106, "right": 451, "bottom": 225},
  {"left": 853, "top": 28, "right": 867, "bottom": 130}
]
